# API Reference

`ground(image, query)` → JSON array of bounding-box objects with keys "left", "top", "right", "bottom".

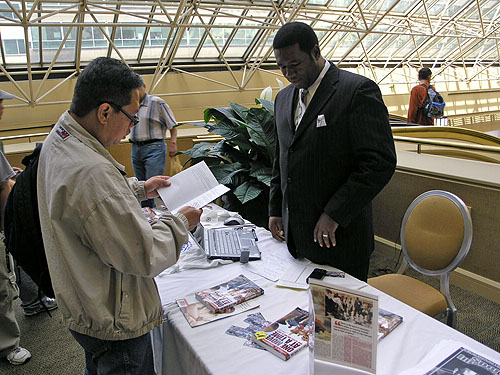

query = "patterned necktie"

[{"left": 296, "top": 89, "right": 309, "bottom": 128}]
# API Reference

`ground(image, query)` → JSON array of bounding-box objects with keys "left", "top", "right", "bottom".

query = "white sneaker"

[{"left": 6, "top": 346, "right": 31, "bottom": 365}]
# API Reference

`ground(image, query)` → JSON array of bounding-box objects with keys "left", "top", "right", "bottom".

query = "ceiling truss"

[{"left": 0, "top": 0, "right": 499, "bottom": 107}]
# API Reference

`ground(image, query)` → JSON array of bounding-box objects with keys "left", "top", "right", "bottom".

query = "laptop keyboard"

[{"left": 211, "top": 230, "right": 240, "bottom": 255}]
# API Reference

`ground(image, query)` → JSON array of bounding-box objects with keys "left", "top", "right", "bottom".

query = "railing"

[
  {"left": 3, "top": 121, "right": 500, "bottom": 160},
  {"left": 393, "top": 136, "right": 500, "bottom": 155},
  {"left": 392, "top": 126, "right": 500, "bottom": 146},
  {"left": 192, "top": 134, "right": 224, "bottom": 144},
  {"left": 446, "top": 110, "right": 500, "bottom": 128},
  {"left": 0, "top": 132, "right": 50, "bottom": 143}
]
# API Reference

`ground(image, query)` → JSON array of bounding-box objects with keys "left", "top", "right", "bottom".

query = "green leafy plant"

[{"left": 181, "top": 98, "right": 275, "bottom": 227}]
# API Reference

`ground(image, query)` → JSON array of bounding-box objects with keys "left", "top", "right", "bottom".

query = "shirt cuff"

[
  {"left": 128, "top": 177, "right": 147, "bottom": 202},
  {"left": 175, "top": 212, "right": 190, "bottom": 230}
]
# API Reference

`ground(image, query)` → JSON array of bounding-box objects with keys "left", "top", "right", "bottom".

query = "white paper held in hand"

[{"left": 157, "top": 161, "right": 230, "bottom": 213}]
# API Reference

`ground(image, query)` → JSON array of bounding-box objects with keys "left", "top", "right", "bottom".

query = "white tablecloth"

[{"left": 153, "top": 225, "right": 500, "bottom": 375}]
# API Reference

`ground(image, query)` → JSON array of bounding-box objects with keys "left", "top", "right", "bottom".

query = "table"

[{"left": 153, "top": 224, "right": 500, "bottom": 375}]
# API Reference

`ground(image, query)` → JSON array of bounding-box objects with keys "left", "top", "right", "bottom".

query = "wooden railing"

[
  {"left": 392, "top": 126, "right": 500, "bottom": 146},
  {"left": 393, "top": 136, "right": 500, "bottom": 154}
]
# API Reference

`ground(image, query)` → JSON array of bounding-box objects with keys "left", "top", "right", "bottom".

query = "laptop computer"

[{"left": 192, "top": 225, "right": 261, "bottom": 261}]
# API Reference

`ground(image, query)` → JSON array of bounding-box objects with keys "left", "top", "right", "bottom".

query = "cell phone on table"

[
  {"left": 306, "top": 268, "right": 327, "bottom": 283},
  {"left": 306, "top": 268, "right": 346, "bottom": 283}
]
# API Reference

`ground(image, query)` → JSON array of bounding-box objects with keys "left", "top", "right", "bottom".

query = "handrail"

[
  {"left": 393, "top": 136, "right": 500, "bottom": 154},
  {"left": 0, "top": 132, "right": 50, "bottom": 141},
  {"left": 2, "top": 124, "right": 500, "bottom": 156},
  {"left": 392, "top": 126, "right": 500, "bottom": 146}
]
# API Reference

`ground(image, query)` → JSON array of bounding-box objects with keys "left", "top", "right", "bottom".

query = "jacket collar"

[
  {"left": 57, "top": 111, "right": 127, "bottom": 175},
  {"left": 140, "top": 93, "right": 151, "bottom": 108}
]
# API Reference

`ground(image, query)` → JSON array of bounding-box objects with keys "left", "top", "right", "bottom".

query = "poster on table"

[{"left": 309, "top": 279, "right": 378, "bottom": 374}]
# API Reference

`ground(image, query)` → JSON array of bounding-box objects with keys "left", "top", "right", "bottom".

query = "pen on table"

[{"left": 251, "top": 228, "right": 258, "bottom": 241}]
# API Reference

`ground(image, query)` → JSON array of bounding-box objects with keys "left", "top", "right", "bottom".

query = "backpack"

[
  {"left": 4, "top": 143, "right": 55, "bottom": 298},
  {"left": 420, "top": 84, "right": 445, "bottom": 118}
]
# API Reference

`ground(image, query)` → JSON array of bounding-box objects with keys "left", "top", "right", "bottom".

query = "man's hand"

[
  {"left": 269, "top": 216, "right": 285, "bottom": 242},
  {"left": 178, "top": 206, "right": 202, "bottom": 231},
  {"left": 12, "top": 167, "right": 23, "bottom": 175},
  {"left": 168, "top": 141, "right": 177, "bottom": 157},
  {"left": 313, "top": 213, "right": 339, "bottom": 248},
  {"left": 144, "top": 176, "right": 170, "bottom": 199}
]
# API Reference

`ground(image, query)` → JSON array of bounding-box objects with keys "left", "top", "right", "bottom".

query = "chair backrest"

[{"left": 401, "top": 190, "right": 473, "bottom": 276}]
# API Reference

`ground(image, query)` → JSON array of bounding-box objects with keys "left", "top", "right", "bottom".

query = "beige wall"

[{"left": 3, "top": 67, "right": 500, "bottom": 136}]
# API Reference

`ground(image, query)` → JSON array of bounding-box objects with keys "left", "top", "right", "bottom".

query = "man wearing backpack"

[
  {"left": 408, "top": 67, "right": 435, "bottom": 125},
  {"left": 37, "top": 57, "right": 202, "bottom": 374},
  {"left": 0, "top": 89, "right": 31, "bottom": 365}
]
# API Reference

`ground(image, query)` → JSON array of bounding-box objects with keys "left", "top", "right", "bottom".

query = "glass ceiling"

[{"left": 1, "top": 0, "right": 499, "bottom": 104}]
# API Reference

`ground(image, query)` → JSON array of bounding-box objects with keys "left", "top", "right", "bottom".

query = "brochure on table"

[
  {"left": 309, "top": 278, "right": 378, "bottom": 374},
  {"left": 158, "top": 161, "right": 229, "bottom": 213}
]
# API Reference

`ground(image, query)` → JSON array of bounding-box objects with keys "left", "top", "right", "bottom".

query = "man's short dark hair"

[
  {"left": 70, "top": 57, "right": 143, "bottom": 117},
  {"left": 273, "top": 22, "right": 319, "bottom": 54},
  {"left": 418, "top": 67, "right": 432, "bottom": 80}
]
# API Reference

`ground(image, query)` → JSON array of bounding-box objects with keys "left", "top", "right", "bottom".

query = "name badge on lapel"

[{"left": 316, "top": 114, "right": 327, "bottom": 128}]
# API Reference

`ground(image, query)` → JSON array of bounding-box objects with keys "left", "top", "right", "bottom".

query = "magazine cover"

[
  {"left": 425, "top": 347, "right": 500, "bottom": 375},
  {"left": 378, "top": 308, "right": 403, "bottom": 341},
  {"left": 194, "top": 274, "right": 264, "bottom": 313},
  {"left": 252, "top": 307, "right": 313, "bottom": 361},
  {"left": 309, "top": 279, "right": 378, "bottom": 374},
  {"left": 176, "top": 295, "right": 259, "bottom": 328}
]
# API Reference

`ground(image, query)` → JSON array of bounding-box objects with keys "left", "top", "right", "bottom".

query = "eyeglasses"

[{"left": 106, "top": 102, "right": 139, "bottom": 126}]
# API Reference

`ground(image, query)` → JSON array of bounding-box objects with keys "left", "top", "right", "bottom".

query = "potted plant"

[{"left": 180, "top": 98, "right": 275, "bottom": 228}]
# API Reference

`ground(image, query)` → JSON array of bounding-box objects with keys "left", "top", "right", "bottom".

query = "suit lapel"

[
  {"left": 293, "top": 64, "right": 339, "bottom": 142},
  {"left": 289, "top": 88, "right": 299, "bottom": 134}
]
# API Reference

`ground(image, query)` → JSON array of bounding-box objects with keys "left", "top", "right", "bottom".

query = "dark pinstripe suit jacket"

[{"left": 269, "top": 63, "right": 396, "bottom": 277}]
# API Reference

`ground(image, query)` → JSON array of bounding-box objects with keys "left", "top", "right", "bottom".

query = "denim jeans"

[
  {"left": 14, "top": 265, "right": 50, "bottom": 312},
  {"left": 131, "top": 140, "right": 166, "bottom": 208},
  {"left": 69, "top": 330, "right": 155, "bottom": 375}
]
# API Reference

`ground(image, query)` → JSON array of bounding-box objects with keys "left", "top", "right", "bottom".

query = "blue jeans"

[
  {"left": 14, "top": 264, "right": 51, "bottom": 312},
  {"left": 69, "top": 330, "right": 155, "bottom": 375},
  {"left": 131, "top": 141, "right": 166, "bottom": 208}
]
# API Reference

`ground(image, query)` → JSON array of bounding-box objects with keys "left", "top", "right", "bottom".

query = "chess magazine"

[
  {"left": 176, "top": 295, "right": 259, "bottom": 328},
  {"left": 378, "top": 308, "right": 403, "bottom": 341},
  {"left": 194, "top": 274, "right": 264, "bottom": 313},
  {"left": 252, "top": 307, "right": 312, "bottom": 361}
]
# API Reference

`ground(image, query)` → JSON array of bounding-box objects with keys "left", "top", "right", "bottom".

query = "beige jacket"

[{"left": 37, "top": 111, "right": 188, "bottom": 340}]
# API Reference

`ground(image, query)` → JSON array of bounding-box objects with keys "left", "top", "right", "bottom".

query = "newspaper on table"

[
  {"left": 399, "top": 339, "right": 500, "bottom": 375},
  {"left": 157, "top": 161, "right": 229, "bottom": 213},
  {"left": 309, "top": 278, "right": 378, "bottom": 374},
  {"left": 426, "top": 347, "right": 500, "bottom": 375}
]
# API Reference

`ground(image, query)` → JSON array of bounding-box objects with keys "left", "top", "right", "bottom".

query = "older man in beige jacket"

[{"left": 37, "top": 57, "right": 201, "bottom": 375}]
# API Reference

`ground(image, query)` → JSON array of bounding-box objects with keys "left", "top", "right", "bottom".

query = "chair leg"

[
  {"left": 441, "top": 274, "right": 457, "bottom": 328},
  {"left": 446, "top": 308, "right": 457, "bottom": 328}
]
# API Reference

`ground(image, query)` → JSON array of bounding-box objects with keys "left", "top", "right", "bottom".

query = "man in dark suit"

[{"left": 268, "top": 22, "right": 396, "bottom": 281}]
